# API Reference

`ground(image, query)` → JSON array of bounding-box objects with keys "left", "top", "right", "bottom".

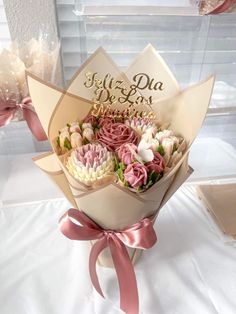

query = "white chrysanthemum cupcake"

[
  {"left": 125, "top": 117, "right": 157, "bottom": 136},
  {"left": 66, "top": 143, "right": 115, "bottom": 186}
]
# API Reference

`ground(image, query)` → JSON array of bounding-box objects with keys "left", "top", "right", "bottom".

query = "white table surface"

[{"left": 0, "top": 185, "right": 236, "bottom": 314}]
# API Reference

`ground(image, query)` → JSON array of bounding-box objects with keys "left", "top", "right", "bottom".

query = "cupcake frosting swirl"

[
  {"left": 96, "top": 122, "right": 138, "bottom": 151},
  {"left": 66, "top": 143, "right": 114, "bottom": 186}
]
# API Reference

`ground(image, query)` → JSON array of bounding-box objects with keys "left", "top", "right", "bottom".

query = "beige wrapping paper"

[
  {"left": 27, "top": 45, "right": 215, "bottom": 267},
  {"left": 197, "top": 184, "right": 236, "bottom": 238}
]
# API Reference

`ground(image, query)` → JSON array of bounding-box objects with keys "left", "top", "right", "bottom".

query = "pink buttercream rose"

[
  {"left": 96, "top": 122, "right": 138, "bottom": 151},
  {"left": 145, "top": 152, "right": 165, "bottom": 174},
  {"left": 116, "top": 143, "right": 138, "bottom": 165},
  {"left": 124, "top": 162, "right": 148, "bottom": 189}
]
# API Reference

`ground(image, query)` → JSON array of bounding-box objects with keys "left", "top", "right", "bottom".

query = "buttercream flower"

[
  {"left": 141, "top": 129, "right": 153, "bottom": 142},
  {"left": 82, "top": 122, "right": 93, "bottom": 130},
  {"left": 96, "top": 122, "right": 138, "bottom": 151},
  {"left": 83, "top": 115, "right": 98, "bottom": 126},
  {"left": 161, "top": 136, "right": 181, "bottom": 165},
  {"left": 66, "top": 143, "right": 114, "bottom": 186},
  {"left": 116, "top": 143, "right": 138, "bottom": 165},
  {"left": 59, "top": 129, "right": 70, "bottom": 149},
  {"left": 71, "top": 132, "right": 83, "bottom": 148},
  {"left": 124, "top": 162, "right": 148, "bottom": 189},
  {"left": 137, "top": 139, "right": 154, "bottom": 162},
  {"left": 98, "top": 116, "right": 114, "bottom": 128},
  {"left": 125, "top": 117, "right": 157, "bottom": 136},
  {"left": 141, "top": 131, "right": 159, "bottom": 152},
  {"left": 162, "top": 138, "right": 174, "bottom": 157},
  {"left": 58, "top": 121, "right": 83, "bottom": 152},
  {"left": 69, "top": 121, "right": 81, "bottom": 133},
  {"left": 145, "top": 152, "right": 165, "bottom": 174},
  {"left": 155, "top": 129, "right": 174, "bottom": 143},
  {"left": 83, "top": 127, "right": 95, "bottom": 142}
]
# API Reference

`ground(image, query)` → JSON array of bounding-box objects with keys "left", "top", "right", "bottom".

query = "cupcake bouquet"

[
  {"left": 56, "top": 114, "right": 186, "bottom": 193},
  {"left": 28, "top": 45, "right": 214, "bottom": 313}
]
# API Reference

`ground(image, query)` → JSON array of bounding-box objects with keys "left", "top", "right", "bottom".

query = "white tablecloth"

[{"left": 1, "top": 186, "right": 236, "bottom": 314}]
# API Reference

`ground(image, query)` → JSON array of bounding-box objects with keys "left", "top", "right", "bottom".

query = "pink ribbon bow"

[
  {"left": 0, "top": 96, "right": 47, "bottom": 141},
  {"left": 207, "top": 0, "right": 235, "bottom": 14},
  {"left": 59, "top": 208, "right": 157, "bottom": 314}
]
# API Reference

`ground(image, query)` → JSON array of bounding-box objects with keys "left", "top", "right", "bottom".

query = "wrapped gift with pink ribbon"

[
  {"left": 28, "top": 45, "right": 215, "bottom": 313},
  {"left": 199, "top": 0, "right": 236, "bottom": 14},
  {"left": 0, "top": 38, "right": 60, "bottom": 141}
]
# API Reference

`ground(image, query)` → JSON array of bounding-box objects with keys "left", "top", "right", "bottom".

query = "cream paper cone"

[{"left": 27, "top": 45, "right": 215, "bottom": 267}]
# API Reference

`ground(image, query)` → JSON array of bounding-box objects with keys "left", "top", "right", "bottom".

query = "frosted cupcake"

[{"left": 66, "top": 143, "right": 115, "bottom": 186}]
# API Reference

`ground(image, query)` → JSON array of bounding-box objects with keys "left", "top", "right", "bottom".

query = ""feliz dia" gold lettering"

[{"left": 84, "top": 72, "right": 164, "bottom": 107}]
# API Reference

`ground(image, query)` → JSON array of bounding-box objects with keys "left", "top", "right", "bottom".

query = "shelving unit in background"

[{"left": 56, "top": 1, "right": 236, "bottom": 182}]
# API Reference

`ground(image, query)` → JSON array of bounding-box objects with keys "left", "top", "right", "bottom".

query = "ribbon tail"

[
  {"left": 0, "top": 111, "right": 15, "bottom": 127},
  {"left": 207, "top": 0, "right": 234, "bottom": 14},
  {"left": 109, "top": 238, "right": 139, "bottom": 314},
  {"left": 23, "top": 109, "right": 47, "bottom": 141},
  {"left": 89, "top": 237, "right": 108, "bottom": 298}
]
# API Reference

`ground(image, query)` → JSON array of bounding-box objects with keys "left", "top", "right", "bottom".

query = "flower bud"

[
  {"left": 83, "top": 127, "right": 95, "bottom": 142},
  {"left": 82, "top": 122, "right": 93, "bottom": 130},
  {"left": 59, "top": 130, "right": 70, "bottom": 148},
  {"left": 71, "top": 132, "right": 83, "bottom": 148}
]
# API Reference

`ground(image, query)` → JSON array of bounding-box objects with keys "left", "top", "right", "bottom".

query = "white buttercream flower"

[
  {"left": 59, "top": 130, "right": 70, "bottom": 148},
  {"left": 137, "top": 139, "right": 154, "bottom": 162},
  {"left": 142, "top": 129, "right": 153, "bottom": 142},
  {"left": 125, "top": 117, "right": 157, "bottom": 136},
  {"left": 83, "top": 127, "right": 95, "bottom": 142},
  {"left": 58, "top": 121, "right": 83, "bottom": 152},
  {"left": 70, "top": 121, "right": 81, "bottom": 133},
  {"left": 71, "top": 132, "right": 83, "bottom": 148},
  {"left": 162, "top": 138, "right": 175, "bottom": 165},
  {"left": 155, "top": 129, "right": 174, "bottom": 143},
  {"left": 141, "top": 130, "right": 159, "bottom": 151}
]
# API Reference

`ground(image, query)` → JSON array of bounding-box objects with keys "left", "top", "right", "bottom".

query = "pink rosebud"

[
  {"left": 96, "top": 122, "right": 138, "bottom": 151},
  {"left": 83, "top": 115, "right": 98, "bottom": 126},
  {"left": 70, "top": 122, "right": 81, "bottom": 133},
  {"left": 124, "top": 162, "right": 148, "bottom": 189},
  {"left": 98, "top": 117, "right": 114, "bottom": 128},
  {"left": 145, "top": 152, "right": 165, "bottom": 174},
  {"left": 116, "top": 143, "right": 138, "bottom": 165}
]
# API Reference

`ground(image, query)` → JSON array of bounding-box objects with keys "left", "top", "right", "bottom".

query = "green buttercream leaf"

[
  {"left": 157, "top": 145, "right": 165, "bottom": 156},
  {"left": 172, "top": 143, "right": 177, "bottom": 154},
  {"left": 64, "top": 137, "right": 72, "bottom": 150},
  {"left": 83, "top": 138, "right": 90, "bottom": 145},
  {"left": 119, "top": 162, "right": 126, "bottom": 171}
]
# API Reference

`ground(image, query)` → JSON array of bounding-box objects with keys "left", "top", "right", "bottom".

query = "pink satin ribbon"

[
  {"left": 0, "top": 96, "right": 47, "bottom": 141},
  {"left": 207, "top": 0, "right": 235, "bottom": 14},
  {"left": 59, "top": 208, "right": 157, "bottom": 314}
]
